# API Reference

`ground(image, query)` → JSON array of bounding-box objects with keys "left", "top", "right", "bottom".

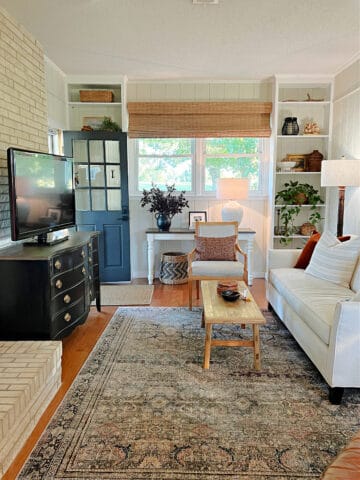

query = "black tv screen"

[{"left": 7, "top": 148, "right": 75, "bottom": 242}]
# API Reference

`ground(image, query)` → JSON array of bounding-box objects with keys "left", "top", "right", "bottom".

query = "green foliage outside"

[{"left": 138, "top": 138, "right": 260, "bottom": 191}]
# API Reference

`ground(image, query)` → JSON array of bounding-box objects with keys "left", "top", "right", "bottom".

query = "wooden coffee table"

[{"left": 201, "top": 280, "right": 266, "bottom": 370}]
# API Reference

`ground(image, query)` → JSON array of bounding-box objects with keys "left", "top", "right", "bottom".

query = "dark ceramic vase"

[{"left": 156, "top": 213, "right": 171, "bottom": 231}]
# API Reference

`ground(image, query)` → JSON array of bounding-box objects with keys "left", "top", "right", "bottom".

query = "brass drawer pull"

[
  {"left": 81, "top": 249, "right": 86, "bottom": 258},
  {"left": 54, "top": 260, "right": 62, "bottom": 270},
  {"left": 64, "top": 312, "right": 71, "bottom": 322},
  {"left": 55, "top": 279, "right": 63, "bottom": 289},
  {"left": 82, "top": 267, "right": 86, "bottom": 274},
  {"left": 89, "top": 289, "right": 92, "bottom": 297},
  {"left": 63, "top": 294, "right": 71, "bottom": 304},
  {"left": 89, "top": 257, "right": 92, "bottom": 264}
]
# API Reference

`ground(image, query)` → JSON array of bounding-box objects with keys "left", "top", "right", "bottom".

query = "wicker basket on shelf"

[
  {"left": 300, "top": 222, "right": 316, "bottom": 236},
  {"left": 79, "top": 90, "right": 114, "bottom": 102}
]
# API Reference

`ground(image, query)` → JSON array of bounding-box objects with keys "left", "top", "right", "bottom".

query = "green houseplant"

[
  {"left": 140, "top": 184, "right": 189, "bottom": 231},
  {"left": 275, "top": 181, "right": 324, "bottom": 244}
]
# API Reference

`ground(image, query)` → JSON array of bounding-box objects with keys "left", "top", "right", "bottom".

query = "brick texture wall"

[{"left": 0, "top": 8, "right": 48, "bottom": 243}]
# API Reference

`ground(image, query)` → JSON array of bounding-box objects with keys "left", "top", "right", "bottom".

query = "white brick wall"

[{"left": 0, "top": 7, "right": 48, "bottom": 243}]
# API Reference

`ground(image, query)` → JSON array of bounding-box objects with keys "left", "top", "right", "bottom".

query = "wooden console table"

[{"left": 145, "top": 227, "right": 256, "bottom": 285}]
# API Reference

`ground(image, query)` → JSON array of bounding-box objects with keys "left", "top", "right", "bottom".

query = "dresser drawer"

[
  {"left": 51, "top": 264, "right": 87, "bottom": 296},
  {"left": 52, "top": 280, "right": 86, "bottom": 313},
  {"left": 51, "top": 246, "right": 87, "bottom": 274},
  {"left": 52, "top": 297, "right": 87, "bottom": 337}
]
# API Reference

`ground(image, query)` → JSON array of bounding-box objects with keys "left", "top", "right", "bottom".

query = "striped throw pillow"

[{"left": 305, "top": 231, "right": 360, "bottom": 288}]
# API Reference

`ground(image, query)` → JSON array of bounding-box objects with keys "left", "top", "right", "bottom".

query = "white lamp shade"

[
  {"left": 321, "top": 160, "right": 360, "bottom": 187},
  {"left": 216, "top": 178, "right": 249, "bottom": 224},
  {"left": 216, "top": 178, "right": 249, "bottom": 200}
]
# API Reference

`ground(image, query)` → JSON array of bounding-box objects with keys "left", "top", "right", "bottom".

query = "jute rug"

[
  {"left": 19, "top": 308, "right": 360, "bottom": 479},
  {"left": 98, "top": 284, "right": 154, "bottom": 305}
]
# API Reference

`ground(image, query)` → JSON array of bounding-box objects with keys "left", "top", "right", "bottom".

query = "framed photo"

[
  {"left": 286, "top": 153, "right": 307, "bottom": 171},
  {"left": 189, "top": 211, "right": 207, "bottom": 229},
  {"left": 82, "top": 116, "right": 107, "bottom": 130},
  {"left": 47, "top": 208, "right": 61, "bottom": 222}
]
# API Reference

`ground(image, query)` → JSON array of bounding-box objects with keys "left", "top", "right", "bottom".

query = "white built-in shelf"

[
  {"left": 273, "top": 235, "right": 312, "bottom": 239},
  {"left": 68, "top": 102, "right": 122, "bottom": 106},
  {"left": 275, "top": 204, "right": 325, "bottom": 208},
  {"left": 276, "top": 172, "right": 322, "bottom": 175},
  {"left": 279, "top": 101, "right": 330, "bottom": 105},
  {"left": 277, "top": 135, "right": 329, "bottom": 138}
]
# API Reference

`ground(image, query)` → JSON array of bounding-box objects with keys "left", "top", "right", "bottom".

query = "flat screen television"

[{"left": 7, "top": 147, "right": 75, "bottom": 244}]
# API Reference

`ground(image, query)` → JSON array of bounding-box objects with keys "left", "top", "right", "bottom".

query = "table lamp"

[
  {"left": 216, "top": 177, "right": 249, "bottom": 224},
  {"left": 321, "top": 159, "right": 360, "bottom": 237}
]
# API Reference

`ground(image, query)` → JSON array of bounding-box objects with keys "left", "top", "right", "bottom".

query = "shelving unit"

[
  {"left": 66, "top": 76, "right": 127, "bottom": 131},
  {"left": 270, "top": 76, "right": 333, "bottom": 249}
]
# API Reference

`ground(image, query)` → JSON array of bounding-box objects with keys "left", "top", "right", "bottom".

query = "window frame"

[{"left": 132, "top": 137, "right": 269, "bottom": 198}]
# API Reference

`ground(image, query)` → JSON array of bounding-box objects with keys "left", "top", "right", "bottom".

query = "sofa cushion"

[
  {"left": 191, "top": 260, "right": 244, "bottom": 276},
  {"left": 350, "top": 256, "right": 360, "bottom": 292},
  {"left": 305, "top": 231, "right": 360, "bottom": 288},
  {"left": 269, "top": 268, "right": 354, "bottom": 344},
  {"left": 294, "top": 232, "right": 351, "bottom": 269}
]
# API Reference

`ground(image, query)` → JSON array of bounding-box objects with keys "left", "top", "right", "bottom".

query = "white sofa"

[{"left": 266, "top": 243, "right": 360, "bottom": 404}]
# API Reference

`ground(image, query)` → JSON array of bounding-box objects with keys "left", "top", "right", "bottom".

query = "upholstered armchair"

[{"left": 187, "top": 221, "right": 248, "bottom": 309}]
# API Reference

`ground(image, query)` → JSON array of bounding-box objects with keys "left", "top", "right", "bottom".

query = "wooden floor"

[{"left": 3, "top": 278, "right": 266, "bottom": 480}]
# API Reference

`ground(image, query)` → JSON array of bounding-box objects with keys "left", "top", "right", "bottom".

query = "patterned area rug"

[
  {"left": 97, "top": 284, "right": 154, "bottom": 305},
  {"left": 19, "top": 307, "right": 360, "bottom": 479}
]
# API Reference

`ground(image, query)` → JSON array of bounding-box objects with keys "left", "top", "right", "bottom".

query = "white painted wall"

[
  {"left": 327, "top": 59, "right": 360, "bottom": 236},
  {"left": 45, "top": 57, "right": 67, "bottom": 130},
  {"left": 127, "top": 80, "right": 271, "bottom": 279}
]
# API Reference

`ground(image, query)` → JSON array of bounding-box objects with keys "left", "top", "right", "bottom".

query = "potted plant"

[
  {"left": 275, "top": 181, "right": 324, "bottom": 244},
  {"left": 140, "top": 184, "right": 189, "bottom": 231}
]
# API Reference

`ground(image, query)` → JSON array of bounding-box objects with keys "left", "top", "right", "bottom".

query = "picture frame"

[
  {"left": 47, "top": 208, "right": 61, "bottom": 222},
  {"left": 82, "top": 116, "right": 107, "bottom": 130},
  {"left": 188, "top": 211, "right": 207, "bottom": 229},
  {"left": 286, "top": 153, "right": 307, "bottom": 171}
]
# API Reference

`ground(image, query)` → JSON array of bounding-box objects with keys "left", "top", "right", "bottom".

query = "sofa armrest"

[
  {"left": 268, "top": 249, "right": 302, "bottom": 270},
  {"left": 328, "top": 299, "right": 360, "bottom": 386}
]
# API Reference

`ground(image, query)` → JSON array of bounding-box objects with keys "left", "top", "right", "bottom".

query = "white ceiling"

[{"left": 0, "top": 0, "right": 359, "bottom": 80}]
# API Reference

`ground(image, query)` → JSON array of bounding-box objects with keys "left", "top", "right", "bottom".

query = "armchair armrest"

[
  {"left": 187, "top": 248, "right": 196, "bottom": 275},
  {"left": 268, "top": 248, "right": 302, "bottom": 270},
  {"left": 235, "top": 243, "right": 248, "bottom": 284}
]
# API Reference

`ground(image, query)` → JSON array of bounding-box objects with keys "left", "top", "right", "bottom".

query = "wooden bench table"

[{"left": 201, "top": 280, "right": 266, "bottom": 370}]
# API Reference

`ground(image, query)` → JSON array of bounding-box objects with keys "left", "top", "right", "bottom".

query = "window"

[{"left": 135, "top": 137, "right": 267, "bottom": 195}]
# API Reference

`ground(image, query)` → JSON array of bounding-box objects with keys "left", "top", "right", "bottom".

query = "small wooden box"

[{"left": 79, "top": 90, "right": 113, "bottom": 103}]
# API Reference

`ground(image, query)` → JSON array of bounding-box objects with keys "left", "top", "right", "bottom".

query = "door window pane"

[
  {"left": 74, "top": 165, "right": 89, "bottom": 187},
  {"left": 90, "top": 165, "right": 105, "bottom": 187},
  {"left": 75, "top": 189, "right": 90, "bottom": 210},
  {"left": 73, "top": 140, "right": 88, "bottom": 163},
  {"left": 105, "top": 141, "right": 120, "bottom": 163},
  {"left": 91, "top": 189, "right": 106, "bottom": 210},
  {"left": 89, "top": 141, "right": 104, "bottom": 163},
  {"left": 106, "top": 165, "right": 121, "bottom": 187},
  {"left": 107, "top": 189, "right": 121, "bottom": 210}
]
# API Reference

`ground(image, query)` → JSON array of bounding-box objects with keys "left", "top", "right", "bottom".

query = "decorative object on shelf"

[
  {"left": 321, "top": 159, "right": 360, "bottom": 237},
  {"left": 306, "top": 149, "right": 323, "bottom": 172},
  {"left": 216, "top": 177, "right": 249, "bottom": 224},
  {"left": 82, "top": 116, "right": 106, "bottom": 130},
  {"left": 275, "top": 181, "right": 324, "bottom": 244},
  {"left": 286, "top": 154, "right": 306, "bottom": 171},
  {"left": 140, "top": 184, "right": 189, "bottom": 232},
  {"left": 300, "top": 222, "right": 316, "bottom": 236},
  {"left": 79, "top": 90, "right": 113, "bottom": 103},
  {"left": 305, "top": 93, "right": 325, "bottom": 102},
  {"left": 281, "top": 117, "right": 299, "bottom": 135},
  {"left": 303, "top": 121, "right": 321, "bottom": 135},
  {"left": 188, "top": 211, "right": 207, "bottom": 229},
  {"left": 98, "top": 117, "right": 121, "bottom": 131},
  {"left": 277, "top": 161, "right": 297, "bottom": 172}
]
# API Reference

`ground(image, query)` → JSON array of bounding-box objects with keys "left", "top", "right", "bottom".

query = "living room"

[{"left": 0, "top": 1, "right": 359, "bottom": 479}]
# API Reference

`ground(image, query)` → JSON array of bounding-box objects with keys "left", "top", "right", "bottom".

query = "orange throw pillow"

[
  {"left": 195, "top": 235, "right": 237, "bottom": 261},
  {"left": 294, "top": 232, "right": 351, "bottom": 269}
]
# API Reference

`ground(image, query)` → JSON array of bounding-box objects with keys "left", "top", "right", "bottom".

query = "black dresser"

[{"left": 0, "top": 231, "right": 100, "bottom": 340}]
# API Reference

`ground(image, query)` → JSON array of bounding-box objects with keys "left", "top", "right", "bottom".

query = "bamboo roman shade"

[{"left": 127, "top": 101, "right": 272, "bottom": 138}]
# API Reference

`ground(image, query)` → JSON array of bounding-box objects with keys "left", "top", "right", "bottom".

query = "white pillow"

[
  {"left": 352, "top": 290, "right": 360, "bottom": 301},
  {"left": 305, "top": 231, "right": 360, "bottom": 288}
]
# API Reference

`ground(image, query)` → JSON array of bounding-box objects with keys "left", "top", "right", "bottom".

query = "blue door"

[{"left": 64, "top": 131, "right": 130, "bottom": 282}]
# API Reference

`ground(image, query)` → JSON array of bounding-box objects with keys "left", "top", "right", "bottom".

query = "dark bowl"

[{"left": 221, "top": 290, "right": 240, "bottom": 302}]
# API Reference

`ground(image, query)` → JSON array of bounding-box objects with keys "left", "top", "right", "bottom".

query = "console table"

[{"left": 146, "top": 227, "right": 256, "bottom": 285}]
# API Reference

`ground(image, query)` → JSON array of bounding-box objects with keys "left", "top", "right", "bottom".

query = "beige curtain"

[{"left": 127, "top": 101, "right": 272, "bottom": 138}]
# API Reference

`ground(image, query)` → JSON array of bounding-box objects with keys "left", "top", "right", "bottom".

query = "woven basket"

[
  {"left": 300, "top": 222, "right": 316, "bottom": 236},
  {"left": 79, "top": 90, "right": 113, "bottom": 103},
  {"left": 159, "top": 252, "right": 188, "bottom": 285}
]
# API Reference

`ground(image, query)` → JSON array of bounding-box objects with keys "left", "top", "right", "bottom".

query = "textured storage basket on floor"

[{"left": 159, "top": 252, "right": 188, "bottom": 285}]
